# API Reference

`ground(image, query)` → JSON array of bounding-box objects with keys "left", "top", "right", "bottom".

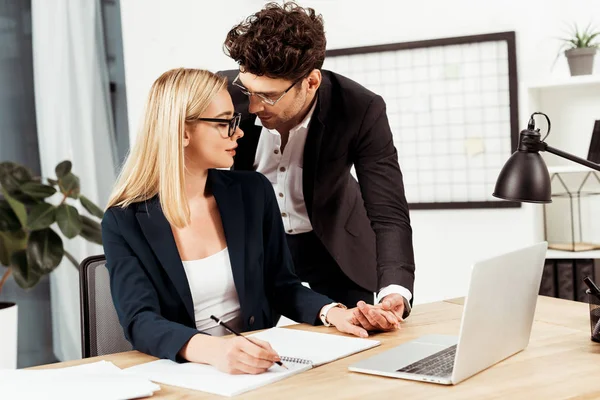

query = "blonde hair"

[{"left": 106, "top": 68, "right": 227, "bottom": 228}]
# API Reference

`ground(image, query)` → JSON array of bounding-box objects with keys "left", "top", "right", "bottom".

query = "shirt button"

[
  {"left": 278, "top": 193, "right": 284, "bottom": 197},
  {"left": 279, "top": 167, "right": 286, "bottom": 172},
  {"left": 281, "top": 212, "right": 287, "bottom": 217},
  {"left": 274, "top": 149, "right": 279, "bottom": 154},
  {"left": 249, "top": 316, "right": 255, "bottom": 325},
  {"left": 287, "top": 229, "right": 293, "bottom": 233}
]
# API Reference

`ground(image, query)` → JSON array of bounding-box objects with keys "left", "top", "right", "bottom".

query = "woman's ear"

[{"left": 183, "top": 125, "right": 191, "bottom": 147}]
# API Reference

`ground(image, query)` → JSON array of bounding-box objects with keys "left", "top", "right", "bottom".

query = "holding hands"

[{"left": 323, "top": 293, "right": 406, "bottom": 336}]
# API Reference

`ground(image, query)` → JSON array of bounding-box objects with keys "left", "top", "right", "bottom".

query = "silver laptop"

[{"left": 349, "top": 242, "right": 548, "bottom": 385}]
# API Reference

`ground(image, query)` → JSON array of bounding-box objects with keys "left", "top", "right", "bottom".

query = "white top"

[
  {"left": 253, "top": 101, "right": 316, "bottom": 234},
  {"left": 181, "top": 247, "right": 242, "bottom": 336}
]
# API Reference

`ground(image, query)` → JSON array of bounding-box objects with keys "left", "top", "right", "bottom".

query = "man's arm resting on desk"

[{"left": 351, "top": 95, "right": 415, "bottom": 316}]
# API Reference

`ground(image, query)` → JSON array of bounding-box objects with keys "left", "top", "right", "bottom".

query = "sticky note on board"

[
  {"left": 464, "top": 137, "right": 485, "bottom": 157},
  {"left": 444, "top": 64, "right": 462, "bottom": 79}
]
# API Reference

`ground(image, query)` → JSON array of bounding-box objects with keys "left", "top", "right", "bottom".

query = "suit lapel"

[
  {"left": 136, "top": 198, "right": 194, "bottom": 322},
  {"left": 209, "top": 170, "right": 246, "bottom": 306},
  {"left": 303, "top": 116, "right": 324, "bottom": 219},
  {"left": 303, "top": 73, "right": 332, "bottom": 219}
]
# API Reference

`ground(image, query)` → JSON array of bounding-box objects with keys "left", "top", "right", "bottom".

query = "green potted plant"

[
  {"left": 0, "top": 160, "right": 104, "bottom": 369},
  {"left": 560, "top": 23, "right": 600, "bottom": 76}
]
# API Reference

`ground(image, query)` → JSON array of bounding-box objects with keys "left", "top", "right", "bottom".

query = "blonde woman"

[{"left": 102, "top": 68, "right": 395, "bottom": 375}]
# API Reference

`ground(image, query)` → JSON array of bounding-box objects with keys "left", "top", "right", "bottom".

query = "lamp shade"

[{"left": 493, "top": 150, "right": 552, "bottom": 203}]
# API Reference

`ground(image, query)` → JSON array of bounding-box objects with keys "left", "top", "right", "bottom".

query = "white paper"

[
  {"left": 126, "top": 359, "right": 311, "bottom": 397},
  {"left": 125, "top": 329, "right": 379, "bottom": 397},
  {"left": 0, "top": 361, "right": 160, "bottom": 400},
  {"left": 248, "top": 328, "right": 380, "bottom": 366}
]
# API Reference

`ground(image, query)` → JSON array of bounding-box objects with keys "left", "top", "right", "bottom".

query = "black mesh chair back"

[{"left": 80, "top": 255, "right": 133, "bottom": 357}]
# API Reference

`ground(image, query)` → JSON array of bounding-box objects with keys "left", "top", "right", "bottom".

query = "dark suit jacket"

[
  {"left": 101, "top": 169, "right": 332, "bottom": 362},
  {"left": 220, "top": 69, "right": 415, "bottom": 297}
]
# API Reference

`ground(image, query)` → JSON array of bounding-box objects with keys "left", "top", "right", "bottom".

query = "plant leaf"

[
  {"left": 0, "top": 229, "right": 27, "bottom": 266},
  {"left": 0, "top": 235, "right": 8, "bottom": 266},
  {"left": 10, "top": 250, "right": 41, "bottom": 289},
  {"left": 27, "top": 203, "right": 56, "bottom": 231},
  {"left": 0, "top": 162, "right": 33, "bottom": 193},
  {"left": 47, "top": 178, "right": 59, "bottom": 186},
  {"left": 55, "top": 204, "right": 82, "bottom": 239},
  {"left": 55, "top": 161, "right": 72, "bottom": 179},
  {"left": 79, "top": 195, "right": 104, "bottom": 219},
  {"left": 27, "top": 228, "right": 64, "bottom": 274},
  {"left": 58, "top": 172, "right": 80, "bottom": 199},
  {"left": 19, "top": 182, "right": 57, "bottom": 199},
  {"left": 1, "top": 187, "right": 27, "bottom": 227},
  {"left": 80, "top": 215, "right": 103, "bottom": 245},
  {"left": 0, "top": 200, "right": 21, "bottom": 231}
]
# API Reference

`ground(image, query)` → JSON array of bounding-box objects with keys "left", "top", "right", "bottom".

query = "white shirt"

[
  {"left": 253, "top": 102, "right": 315, "bottom": 234},
  {"left": 253, "top": 104, "right": 413, "bottom": 307},
  {"left": 181, "top": 247, "right": 242, "bottom": 335}
]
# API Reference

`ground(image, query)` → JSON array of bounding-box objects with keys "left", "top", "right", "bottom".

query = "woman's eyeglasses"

[
  {"left": 232, "top": 74, "right": 303, "bottom": 106},
  {"left": 196, "top": 112, "right": 242, "bottom": 137}
]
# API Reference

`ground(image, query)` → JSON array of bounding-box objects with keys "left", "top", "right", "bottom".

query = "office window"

[
  {"left": 0, "top": 0, "right": 41, "bottom": 173},
  {"left": 100, "top": 0, "right": 129, "bottom": 167}
]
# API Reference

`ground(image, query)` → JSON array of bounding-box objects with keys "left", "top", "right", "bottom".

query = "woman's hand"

[
  {"left": 325, "top": 307, "right": 370, "bottom": 338},
  {"left": 324, "top": 303, "right": 401, "bottom": 337},
  {"left": 182, "top": 334, "right": 281, "bottom": 374},
  {"left": 211, "top": 336, "right": 281, "bottom": 374}
]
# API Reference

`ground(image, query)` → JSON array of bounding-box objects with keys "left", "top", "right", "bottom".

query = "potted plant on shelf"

[
  {"left": 560, "top": 23, "right": 600, "bottom": 76},
  {"left": 0, "top": 160, "right": 104, "bottom": 369}
]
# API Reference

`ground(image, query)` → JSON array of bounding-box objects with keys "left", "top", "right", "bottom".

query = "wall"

[{"left": 119, "top": 0, "right": 600, "bottom": 303}]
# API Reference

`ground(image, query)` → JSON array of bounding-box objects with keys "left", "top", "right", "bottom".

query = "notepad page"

[
  {"left": 248, "top": 328, "right": 380, "bottom": 367},
  {"left": 125, "top": 359, "right": 311, "bottom": 397}
]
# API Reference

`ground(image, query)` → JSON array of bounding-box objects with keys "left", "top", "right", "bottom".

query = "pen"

[{"left": 210, "top": 315, "right": 287, "bottom": 369}]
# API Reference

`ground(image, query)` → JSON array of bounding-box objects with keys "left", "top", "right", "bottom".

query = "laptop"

[{"left": 348, "top": 242, "right": 548, "bottom": 385}]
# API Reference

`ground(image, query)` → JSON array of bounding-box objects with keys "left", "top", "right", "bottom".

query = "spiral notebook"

[{"left": 125, "top": 328, "right": 380, "bottom": 397}]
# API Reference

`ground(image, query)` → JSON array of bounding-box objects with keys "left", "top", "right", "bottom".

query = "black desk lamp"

[{"left": 493, "top": 112, "right": 600, "bottom": 203}]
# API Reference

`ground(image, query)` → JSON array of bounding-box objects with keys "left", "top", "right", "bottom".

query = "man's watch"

[{"left": 319, "top": 302, "right": 347, "bottom": 327}]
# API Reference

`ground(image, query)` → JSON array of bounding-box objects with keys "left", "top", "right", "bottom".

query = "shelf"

[
  {"left": 527, "top": 74, "right": 600, "bottom": 91},
  {"left": 546, "top": 249, "right": 600, "bottom": 259}
]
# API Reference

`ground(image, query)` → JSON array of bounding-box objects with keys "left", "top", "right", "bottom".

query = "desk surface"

[{"left": 32, "top": 296, "right": 600, "bottom": 399}]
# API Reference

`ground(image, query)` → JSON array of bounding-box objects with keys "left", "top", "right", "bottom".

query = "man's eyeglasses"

[
  {"left": 195, "top": 112, "right": 242, "bottom": 137},
  {"left": 232, "top": 74, "right": 303, "bottom": 106}
]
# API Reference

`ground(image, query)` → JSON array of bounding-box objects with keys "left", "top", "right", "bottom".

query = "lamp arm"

[{"left": 541, "top": 143, "right": 600, "bottom": 172}]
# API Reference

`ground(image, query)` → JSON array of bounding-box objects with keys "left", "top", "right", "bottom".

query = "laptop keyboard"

[{"left": 397, "top": 345, "right": 457, "bottom": 377}]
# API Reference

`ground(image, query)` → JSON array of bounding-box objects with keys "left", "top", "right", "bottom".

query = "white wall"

[{"left": 119, "top": 0, "right": 600, "bottom": 303}]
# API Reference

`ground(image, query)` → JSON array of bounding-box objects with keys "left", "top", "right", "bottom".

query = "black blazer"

[
  {"left": 220, "top": 69, "right": 415, "bottom": 296},
  {"left": 101, "top": 169, "right": 332, "bottom": 362}
]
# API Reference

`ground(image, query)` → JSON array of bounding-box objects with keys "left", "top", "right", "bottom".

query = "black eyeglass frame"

[{"left": 196, "top": 112, "right": 242, "bottom": 137}]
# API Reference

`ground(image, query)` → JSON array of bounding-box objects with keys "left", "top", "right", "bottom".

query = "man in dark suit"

[{"left": 220, "top": 2, "right": 415, "bottom": 322}]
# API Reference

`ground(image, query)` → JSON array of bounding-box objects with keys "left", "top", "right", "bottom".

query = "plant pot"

[
  {"left": 565, "top": 48, "right": 597, "bottom": 76},
  {"left": 0, "top": 302, "right": 18, "bottom": 369}
]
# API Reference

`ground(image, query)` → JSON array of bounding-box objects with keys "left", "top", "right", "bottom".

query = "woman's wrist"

[
  {"left": 178, "top": 333, "right": 223, "bottom": 364},
  {"left": 324, "top": 306, "right": 346, "bottom": 327}
]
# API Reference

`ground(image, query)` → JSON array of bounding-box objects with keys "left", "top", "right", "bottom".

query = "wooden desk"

[{"left": 32, "top": 297, "right": 600, "bottom": 399}]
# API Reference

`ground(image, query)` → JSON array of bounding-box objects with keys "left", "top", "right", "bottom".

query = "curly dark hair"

[{"left": 223, "top": 2, "right": 326, "bottom": 82}]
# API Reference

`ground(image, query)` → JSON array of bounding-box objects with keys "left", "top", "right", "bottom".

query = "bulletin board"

[{"left": 323, "top": 32, "right": 520, "bottom": 210}]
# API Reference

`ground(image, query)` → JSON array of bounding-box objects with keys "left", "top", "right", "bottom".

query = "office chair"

[{"left": 80, "top": 255, "right": 133, "bottom": 358}]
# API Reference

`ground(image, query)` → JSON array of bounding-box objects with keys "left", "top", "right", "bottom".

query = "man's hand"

[
  {"left": 351, "top": 294, "right": 406, "bottom": 332},
  {"left": 380, "top": 293, "right": 406, "bottom": 321},
  {"left": 351, "top": 301, "right": 401, "bottom": 332}
]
